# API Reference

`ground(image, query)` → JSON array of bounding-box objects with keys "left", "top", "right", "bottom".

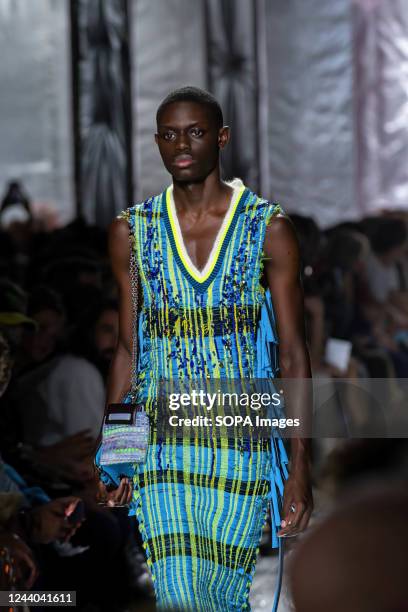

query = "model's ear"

[
  {"left": 218, "top": 126, "right": 230, "bottom": 150},
  {"left": 154, "top": 133, "right": 159, "bottom": 145}
]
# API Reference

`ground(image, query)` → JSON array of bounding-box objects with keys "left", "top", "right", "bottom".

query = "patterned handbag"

[{"left": 95, "top": 216, "right": 149, "bottom": 486}]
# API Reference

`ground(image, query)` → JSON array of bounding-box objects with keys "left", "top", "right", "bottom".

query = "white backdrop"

[
  {"left": 2, "top": 1, "right": 408, "bottom": 226},
  {"left": 262, "top": 0, "right": 356, "bottom": 226},
  {"left": 354, "top": 0, "right": 408, "bottom": 215},
  {"left": 0, "top": 0, "right": 74, "bottom": 224},
  {"left": 129, "top": 0, "right": 356, "bottom": 227},
  {"left": 129, "top": 0, "right": 208, "bottom": 203}
]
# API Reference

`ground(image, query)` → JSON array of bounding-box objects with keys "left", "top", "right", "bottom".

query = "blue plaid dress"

[{"left": 101, "top": 178, "right": 288, "bottom": 610}]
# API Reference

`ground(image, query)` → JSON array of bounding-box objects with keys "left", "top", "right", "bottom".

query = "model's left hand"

[{"left": 277, "top": 465, "right": 313, "bottom": 538}]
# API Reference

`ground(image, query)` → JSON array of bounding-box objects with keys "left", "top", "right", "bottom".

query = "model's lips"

[{"left": 173, "top": 155, "right": 195, "bottom": 168}]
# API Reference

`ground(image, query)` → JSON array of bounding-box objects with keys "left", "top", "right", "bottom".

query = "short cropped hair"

[{"left": 156, "top": 86, "right": 224, "bottom": 129}]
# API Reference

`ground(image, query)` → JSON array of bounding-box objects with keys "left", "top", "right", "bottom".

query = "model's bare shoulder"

[
  {"left": 264, "top": 212, "right": 299, "bottom": 262},
  {"left": 108, "top": 216, "right": 131, "bottom": 272},
  {"left": 109, "top": 215, "right": 130, "bottom": 239}
]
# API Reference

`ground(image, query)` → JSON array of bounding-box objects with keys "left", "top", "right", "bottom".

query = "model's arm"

[
  {"left": 263, "top": 214, "right": 313, "bottom": 537},
  {"left": 92, "top": 217, "right": 138, "bottom": 505},
  {"left": 105, "top": 217, "right": 136, "bottom": 406}
]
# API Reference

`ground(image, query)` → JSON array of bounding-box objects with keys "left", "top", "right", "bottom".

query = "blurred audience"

[
  {"left": 1, "top": 181, "right": 407, "bottom": 610},
  {"left": 290, "top": 211, "right": 408, "bottom": 378},
  {"left": 69, "top": 298, "right": 119, "bottom": 381},
  {"left": 0, "top": 204, "right": 153, "bottom": 610}
]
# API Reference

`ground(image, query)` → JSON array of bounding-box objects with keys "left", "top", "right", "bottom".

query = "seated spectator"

[
  {"left": 0, "top": 449, "right": 135, "bottom": 611},
  {"left": 39, "top": 256, "right": 104, "bottom": 327},
  {"left": 1, "top": 283, "right": 105, "bottom": 450},
  {"left": 11, "top": 352, "right": 105, "bottom": 447},
  {"left": 0, "top": 279, "right": 38, "bottom": 349},
  {"left": 289, "top": 214, "right": 325, "bottom": 298},
  {"left": 290, "top": 217, "right": 365, "bottom": 378},
  {"left": 0, "top": 528, "right": 38, "bottom": 590},
  {"left": 0, "top": 333, "right": 83, "bottom": 594},
  {"left": 70, "top": 298, "right": 119, "bottom": 382},
  {"left": 320, "top": 229, "right": 365, "bottom": 340},
  {"left": 0, "top": 181, "right": 34, "bottom": 286},
  {"left": 0, "top": 281, "right": 151, "bottom": 610},
  {"left": 17, "top": 285, "right": 65, "bottom": 374},
  {"left": 0, "top": 282, "right": 101, "bottom": 486},
  {"left": 1, "top": 458, "right": 83, "bottom": 547},
  {"left": 363, "top": 217, "right": 406, "bottom": 298},
  {"left": 351, "top": 218, "right": 408, "bottom": 377}
]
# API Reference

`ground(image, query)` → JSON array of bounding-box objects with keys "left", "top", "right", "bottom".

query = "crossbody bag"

[{"left": 95, "top": 216, "right": 149, "bottom": 485}]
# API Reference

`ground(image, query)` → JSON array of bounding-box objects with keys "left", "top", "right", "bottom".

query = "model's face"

[{"left": 155, "top": 101, "right": 229, "bottom": 181}]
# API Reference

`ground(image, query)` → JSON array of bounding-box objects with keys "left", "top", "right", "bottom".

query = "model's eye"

[
  {"left": 163, "top": 132, "right": 175, "bottom": 141},
  {"left": 190, "top": 128, "right": 203, "bottom": 137}
]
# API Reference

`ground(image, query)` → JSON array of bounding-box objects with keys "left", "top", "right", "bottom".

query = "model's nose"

[{"left": 175, "top": 132, "right": 190, "bottom": 150}]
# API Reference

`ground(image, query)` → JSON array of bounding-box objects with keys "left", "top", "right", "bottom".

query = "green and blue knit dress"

[{"left": 103, "top": 178, "right": 288, "bottom": 610}]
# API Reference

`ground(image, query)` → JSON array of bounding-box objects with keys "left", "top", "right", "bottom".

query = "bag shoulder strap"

[{"left": 127, "top": 214, "right": 139, "bottom": 400}]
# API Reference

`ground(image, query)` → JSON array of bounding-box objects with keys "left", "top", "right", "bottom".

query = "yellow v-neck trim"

[{"left": 166, "top": 179, "right": 246, "bottom": 284}]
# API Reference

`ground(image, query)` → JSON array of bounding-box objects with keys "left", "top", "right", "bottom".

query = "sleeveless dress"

[{"left": 109, "top": 178, "right": 288, "bottom": 610}]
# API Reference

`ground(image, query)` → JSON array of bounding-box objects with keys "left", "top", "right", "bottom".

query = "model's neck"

[{"left": 172, "top": 170, "right": 230, "bottom": 213}]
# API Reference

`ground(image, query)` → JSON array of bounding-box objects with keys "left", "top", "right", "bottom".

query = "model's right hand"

[{"left": 96, "top": 478, "right": 133, "bottom": 506}]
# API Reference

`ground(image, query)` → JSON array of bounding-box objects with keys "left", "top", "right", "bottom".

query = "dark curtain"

[
  {"left": 204, "top": 0, "right": 259, "bottom": 190},
  {"left": 71, "top": 0, "right": 132, "bottom": 227}
]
